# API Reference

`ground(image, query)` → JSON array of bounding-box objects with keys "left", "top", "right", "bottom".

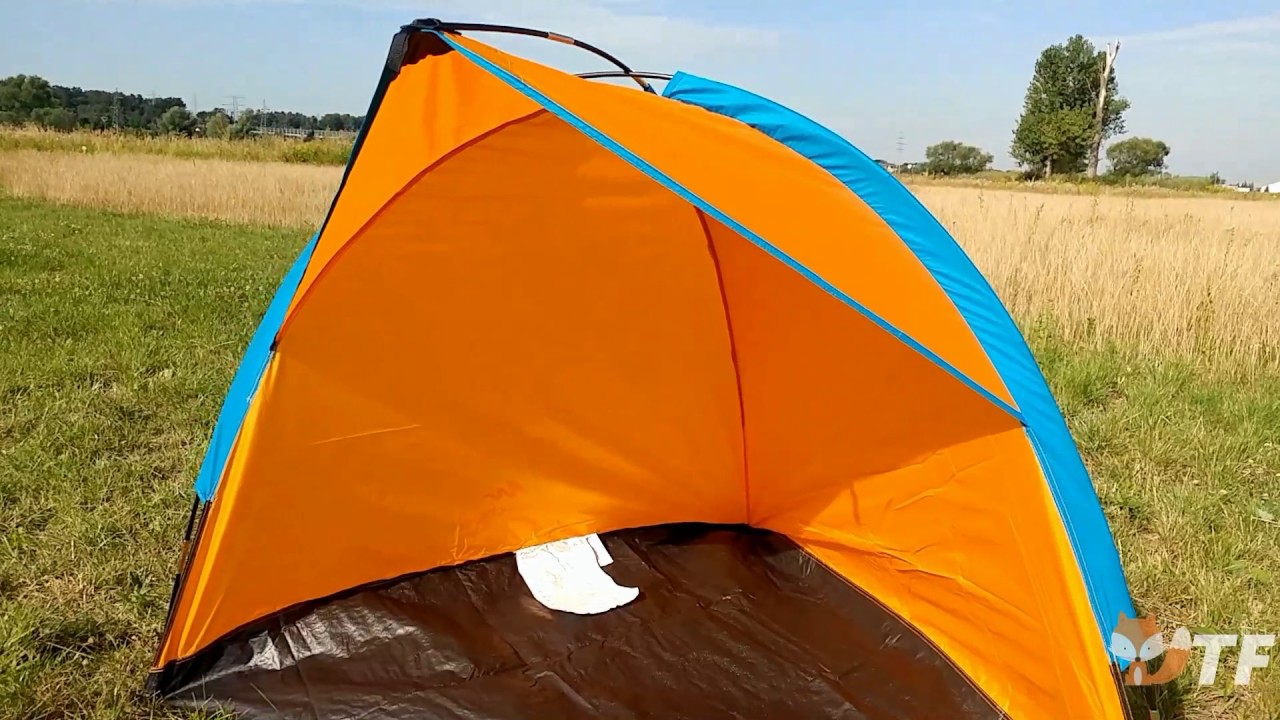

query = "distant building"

[
  {"left": 871, "top": 159, "right": 928, "bottom": 175},
  {"left": 874, "top": 159, "right": 900, "bottom": 174},
  {"left": 1262, "top": 181, "right": 1280, "bottom": 193}
]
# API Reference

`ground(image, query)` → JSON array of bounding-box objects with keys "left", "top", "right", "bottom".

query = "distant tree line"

[
  {"left": 0, "top": 74, "right": 363, "bottom": 137},
  {"left": 7, "top": 53, "right": 1183, "bottom": 181}
]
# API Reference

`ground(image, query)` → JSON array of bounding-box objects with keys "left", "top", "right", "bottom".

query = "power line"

[{"left": 226, "top": 95, "right": 244, "bottom": 120}]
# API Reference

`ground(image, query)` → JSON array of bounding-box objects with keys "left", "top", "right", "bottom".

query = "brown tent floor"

[{"left": 155, "top": 523, "right": 1000, "bottom": 719}]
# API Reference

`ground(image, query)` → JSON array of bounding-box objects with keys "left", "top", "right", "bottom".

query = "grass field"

[
  {"left": 3, "top": 150, "right": 1279, "bottom": 368},
  {"left": 0, "top": 198, "right": 300, "bottom": 719},
  {"left": 6, "top": 127, "right": 1274, "bottom": 198},
  {"left": 0, "top": 127, "right": 353, "bottom": 166},
  {"left": 1, "top": 145, "right": 1279, "bottom": 719},
  {"left": 0, "top": 150, "right": 335, "bottom": 228}
]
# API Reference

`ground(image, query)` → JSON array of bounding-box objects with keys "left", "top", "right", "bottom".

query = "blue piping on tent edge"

[
  {"left": 192, "top": 234, "right": 318, "bottom": 500},
  {"left": 437, "top": 32, "right": 1023, "bottom": 428},
  {"left": 193, "top": 65, "right": 398, "bottom": 501}
]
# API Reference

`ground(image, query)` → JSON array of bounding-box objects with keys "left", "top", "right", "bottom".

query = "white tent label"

[{"left": 514, "top": 534, "right": 638, "bottom": 615}]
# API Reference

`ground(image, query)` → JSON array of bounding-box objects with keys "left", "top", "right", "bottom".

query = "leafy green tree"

[
  {"left": 230, "top": 109, "right": 259, "bottom": 139},
  {"left": 0, "top": 75, "right": 56, "bottom": 123},
  {"left": 1106, "top": 137, "right": 1170, "bottom": 177},
  {"left": 1011, "top": 35, "right": 1129, "bottom": 177},
  {"left": 924, "top": 141, "right": 993, "bottom": 176},
  {"left": 204, "top": 111, "right": 231, "bottom": 139},
  {"left": 31, "top": 107, "right": 76, "bottom": 131},
  {"left": 318, "top": 113, "right": 347, "bottom": 131},
  {"left": 157, "top": 106, "right": 193, "bottom": 135},
  {"left": 1018, "top": 108, "right": 1094, "bottom": 177}
]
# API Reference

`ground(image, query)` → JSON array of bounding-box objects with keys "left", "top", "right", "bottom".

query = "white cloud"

[{"left": 1118, "top": 13, "right": 1280, "bottom": 48}]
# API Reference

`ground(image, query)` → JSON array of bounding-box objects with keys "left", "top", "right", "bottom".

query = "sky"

[{"left": 2, "top": 0, "right": 1278, "bottom": 183}]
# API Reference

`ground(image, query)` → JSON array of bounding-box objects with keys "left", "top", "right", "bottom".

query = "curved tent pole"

[
  {"left": 576, "top": 71, "right": 674, "bottom": 83},
  {"left": 407, "top": 18, "right": 660, "bottom": 93}
]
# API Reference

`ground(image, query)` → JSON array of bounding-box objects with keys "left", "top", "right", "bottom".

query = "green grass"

[
  {"left": 1, "top": 196, "right": 1277, "bottom": 718},
  {"left": 0, "top": 197, "right": 305, "bottom": 719},
  {"left": 1026, "top": 317, "right": 1280, "bottom": 718}
]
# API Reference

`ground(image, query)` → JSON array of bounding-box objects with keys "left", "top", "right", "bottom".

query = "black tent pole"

[
  {"left": 576, "top": 71, "right": 673, "bottom": 83},
  {"left": 407, "top": 18, "right": 660, "bottom": 94}
]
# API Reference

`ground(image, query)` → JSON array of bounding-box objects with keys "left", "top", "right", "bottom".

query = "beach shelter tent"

[{"left": 151, "top": 20, "right": 1136, "bottom": 719}]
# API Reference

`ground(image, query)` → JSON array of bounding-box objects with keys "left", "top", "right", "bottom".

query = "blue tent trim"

[
  {"left": 661, "top": 71, "right": 1134, "bottom": 645},
  {"left": 438, "top": 32, "right": 1022, "bottom": 426},
  {"left": 194, "top": 64, "right": 398, "bottom": 501},
  {"left": 194, "top": 234, "right": 319, "bottom": 500}
]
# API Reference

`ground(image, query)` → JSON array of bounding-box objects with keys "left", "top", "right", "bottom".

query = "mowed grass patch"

[
  {"left": 0, "top": 196, "right": 1277, "bottom": 718},
  {"left": 0, "top": 197, "right": 306, "bottom": 719}
]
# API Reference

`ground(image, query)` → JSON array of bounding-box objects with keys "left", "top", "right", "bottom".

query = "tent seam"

[
  {"left": 695, "top": 208, "right": 751, "bottom": 523},
  {"left": 274, "top": 108, "right": 550, "bottom": 345}
]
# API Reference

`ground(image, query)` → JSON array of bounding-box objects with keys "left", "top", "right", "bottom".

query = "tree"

[
  {"left": 1106, "top": 137, "right": 1170, "bottom": 177},
  {"left": 1084, "top": 42, "right": 1121, "bottom": 178},
  {"left": 1011, "top": 35, "right": 1129, "bottom": 178},
  {"left": 204, "top": 111, "right": 231, "bottom": 139},
  {"left": 924, "top": 141, "right": 993, "bottom": 176},
  {"left": 31, "top": 107, "right": 76, "bottom": 131},
  {"left": 230, "top": 108, "right": 259, "bottom": 139},
  {"left": 0, "top": 75, "right": 55, "bottom": 123},
  {"left": 1020, "top": 108, "right": 1094, "bottom": 177},
  {"left": 157, "top": 105, "right": 193, "bottom": 135},
  {"left": 319, "top": 113, "right": 346, "bottom": 131}
]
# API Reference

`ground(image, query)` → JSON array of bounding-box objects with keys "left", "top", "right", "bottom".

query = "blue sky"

[{"left": 3, "top": 0, "right": 1277, "bottom": 183}]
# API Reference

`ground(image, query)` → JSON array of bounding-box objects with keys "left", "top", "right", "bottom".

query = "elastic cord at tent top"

[{"left": 407, "top": 18, "right": 659, "bottom": 94}]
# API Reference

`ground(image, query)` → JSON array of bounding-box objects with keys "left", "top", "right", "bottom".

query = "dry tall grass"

[
  {"left": 0, "top": 150, "right": 336, "bottom": 228},
  {"left": 2, "top": 150, "right": 1277, "bottom": 368},
  {"left": 0, "top": 126, "right": 353, "bottom": 165},
  {"left": 917, "top": 186, "right": 1280, "bottom": 367}
]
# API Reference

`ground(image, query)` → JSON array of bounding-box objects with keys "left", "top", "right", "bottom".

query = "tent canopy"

[{"left": 153, "top": 21, "right": 1134, "bottom": 719}]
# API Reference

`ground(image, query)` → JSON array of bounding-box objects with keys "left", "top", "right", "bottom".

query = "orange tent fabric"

[{"left": 155, "top": 25, "right": 1133, "bottom": 720}]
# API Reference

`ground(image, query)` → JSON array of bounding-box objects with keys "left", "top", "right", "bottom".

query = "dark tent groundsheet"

[{"left": 155, "top": 524, "right": 1002, "bottom": 719}]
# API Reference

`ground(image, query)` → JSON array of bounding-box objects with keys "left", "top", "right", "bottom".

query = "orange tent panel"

[{"left": 152, "top": 26, "right": 1133, "bottom": 720}]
